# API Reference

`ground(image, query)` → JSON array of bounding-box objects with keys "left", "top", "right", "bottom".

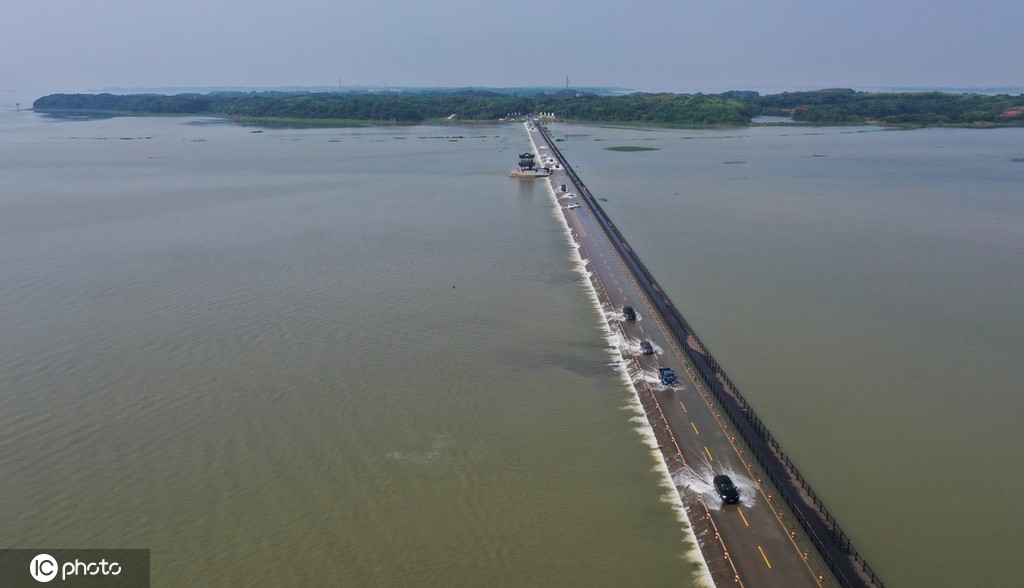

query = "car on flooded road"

[{"left": 714, "top": 474, "right": 740, "bottom": 504}]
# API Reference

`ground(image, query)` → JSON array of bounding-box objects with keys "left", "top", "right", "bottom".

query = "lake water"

[
  {"left": 1, "top": 112, "right": 1021, "bottom": 587},
  {"left": 0, "top": 113, "right": 703, "bottom": 587}
]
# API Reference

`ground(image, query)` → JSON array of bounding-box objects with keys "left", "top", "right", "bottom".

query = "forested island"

[{"left": 32, "top": 88, "right": 1024, "bottom": 127}]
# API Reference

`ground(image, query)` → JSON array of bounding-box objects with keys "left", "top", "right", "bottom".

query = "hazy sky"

[{"left": 3, "top": 0, "right": 1023, "bottom": 99}]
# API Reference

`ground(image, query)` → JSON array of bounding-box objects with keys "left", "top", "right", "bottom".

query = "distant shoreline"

[{"left": 31, "top": 88, "right": 1024, "bottom": 129}]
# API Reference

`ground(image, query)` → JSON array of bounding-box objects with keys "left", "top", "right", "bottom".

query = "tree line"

[
  {"left": 32, "top": 89, "right": 1024, "bottom": 127},
  {"left": 747, "top": 88, "right": 1024, "bottom": 125}
]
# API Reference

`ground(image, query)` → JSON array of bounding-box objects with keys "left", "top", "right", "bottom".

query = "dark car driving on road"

[{"left": 714, "top": 474, "right": 740, "bottom": 504}]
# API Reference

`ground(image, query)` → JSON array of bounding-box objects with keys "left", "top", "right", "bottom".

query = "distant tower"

[
  {"left": 518, "top": 152, "right": 536, "bottom": 171},
  {"left": 565, "top": 76, "right": 569, "bottom": 90}
]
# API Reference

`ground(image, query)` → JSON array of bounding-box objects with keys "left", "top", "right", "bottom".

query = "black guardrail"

[{"left": 532, "top": 118, "right": 884, "bottom": 588}]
